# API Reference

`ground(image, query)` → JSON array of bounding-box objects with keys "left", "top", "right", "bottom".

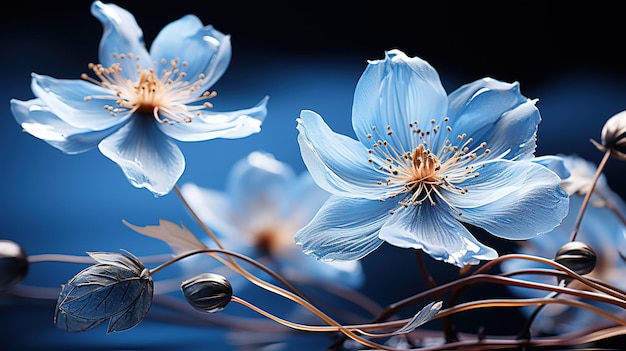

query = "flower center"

[
  {"left": 366, "top": 117, "right": 490, "bottom": 215},
  {"left": 82, "top": 53, "right": 216, "bottom": 124}
]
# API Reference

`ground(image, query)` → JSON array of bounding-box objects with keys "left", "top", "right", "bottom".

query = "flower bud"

[
  {"left": 598, "top": 110, "right": 626, "bottom": 160},
  {"left": 554, "top": 241, "right": 596, "bottom": 283},
  {"left": 181, "top": 273, "right": 232, "bottom": 313},
  {"left": 0, "top": 240, "right": 28, "bottom": 290}
]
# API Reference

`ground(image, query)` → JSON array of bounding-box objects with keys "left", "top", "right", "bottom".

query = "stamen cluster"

[
  {"left": 366, "top": 117, "right": 490, "bottom": 215},
  {"left": 82, "top": 53, "right": 217, "bottom": 124}
]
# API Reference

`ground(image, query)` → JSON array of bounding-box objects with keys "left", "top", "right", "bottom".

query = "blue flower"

[
  {"left": 501, "top": 155, "right": 626, "bottom": 335},
  {"left": 295, "top": 49, "right": 569, "bottom": 267},
  {"left": 10, "top": 1, "right": 268, "bottom": 196},
  {"left": 180, "top": 151, "right": 364, "bottom": 288}
]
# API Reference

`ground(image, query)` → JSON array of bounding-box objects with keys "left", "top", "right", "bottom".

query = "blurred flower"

[
  {"left": 501, "top": 154, "right": 626, "bottom": 335},
  {"left": 180, "top": 151, "right": 364, "bottom": 288},
  {"left": 295, "top": 49, "right": 569, "bottom": 267},
  {"left": 54, "top": 250, "right": 153, "bottom": 333},
  {"left": 10, "top": 1, "right": 268, "bottom": 196}
]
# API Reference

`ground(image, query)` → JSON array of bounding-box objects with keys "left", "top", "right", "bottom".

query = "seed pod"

[
  {"left": 554, "top": 241, "right": 597, "bottom": 282},
  {"left": 599, "top": 110, "right": 626, "bottom": 160},
  {"left": 0, "top": 240, "right": 29, "bottom": 290},
  {"left": 181, "top": 273, "right": 232, "bottom": 313}
]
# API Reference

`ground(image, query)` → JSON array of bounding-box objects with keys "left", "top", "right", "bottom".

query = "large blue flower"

[
  {"left": 10, "top": 1, "right": 268, "bottom": 196},
  {"left": 180, "top": 151, "right": 364, "bottom": 288},
  {"left": 295, "top": 49, "right": 569, "bottom": 267}
]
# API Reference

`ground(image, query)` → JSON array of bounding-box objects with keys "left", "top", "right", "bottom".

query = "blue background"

[{"left": 2, "top": 1, "right": 626, "bottom": 350}]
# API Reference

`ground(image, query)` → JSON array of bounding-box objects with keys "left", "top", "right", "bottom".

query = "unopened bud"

[
  {"left": 596, "top": 110, "right": 626, "bottom": 160},
  {"left": 0, "top": 240, "right": 28, "bottom": 290},
  {"left": 181, "top": 273, "right": 232, "bottom": 313},
  {"left": 554, "top": 241, "right": 596, "bottom": 283}
]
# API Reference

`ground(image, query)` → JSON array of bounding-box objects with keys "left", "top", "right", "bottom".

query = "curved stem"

[
  {"left": 476, "top": 254, "right": 626, "bottom": 301},
  {"left": 570, "top": 149, "right": 612, "bottom": 242},
  {"left": 364, "top": 267, "right": 626, "bottom": 328},
  {"left": 149, "top": 246, "right": 384, "bottom": 348},
  {"left": 174, "top": 185, "right": 225, "bottom": 250}
]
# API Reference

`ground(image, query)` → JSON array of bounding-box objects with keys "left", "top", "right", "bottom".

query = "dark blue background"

[{"left": 2, "top": 1, "right": 626, "bottom": 350}]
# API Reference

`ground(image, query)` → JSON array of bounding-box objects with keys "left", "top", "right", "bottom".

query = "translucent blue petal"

[
  {"left": 446, "top": 160, "right": 569, "bottom": 240},
  {"left": 150, "top": 15, "right": 231, "bottom": 93},
  {"left": 31, "top": 74, "right": 130, "bottom": 130},
  {"left": 178, "top": 183, "right": 238, "bottom": 240},
  {"left": 533, "top": 155, "right": 571, "bottom": 180},
  {"left": 447, "top": 78, "right": 539, "bottom": 161},
  {"left": 294, "top": 195, "right": 389, "bottom": 261},
  {"left": 352, "top": 49, "right": 448, "bottom": 151},
  {"left": 98, "top": 117, "right": 184, "bottom": 196},
  {"left": 158, "top": 96, "right": 267, "bottom": 141},
  {"left": 379, "top": 202, "right": 498, "bottom": 267},
  {"left": 558, "top": 154, "right": 626, "bottom": 215},
  {"left": 283, "top": 172, "right": 331, "bottom": 224},
  {"left": 11, "top": 98, "right": 116, "bottom": 154},
  {"left": 297, "top": 110, "right": 387, "bottom": 199},
  {"left": 277, "top": 250, "right": 364, "bottom": 288},
  {"left": 91, "top": 1, "right": 151, "bottom": 79},
  {"left": 226, "top": 151, "right": 294, "bottom": 218}
]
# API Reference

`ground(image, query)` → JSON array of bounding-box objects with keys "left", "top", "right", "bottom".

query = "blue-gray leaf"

[{"left": 54, "top": 250, "right": 153, "bottom": 333}]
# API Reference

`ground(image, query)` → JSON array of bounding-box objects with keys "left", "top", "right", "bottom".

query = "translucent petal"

[
  {"left": 352, "top": 49, "right": 448, "bottom": 151},
  {"left": 379, "top": 202, "right": 498, "bottom": 267},
  {"left": 297, "top": 110, "right": 386, "bottom": 199},
  {"left": 447, "top": 78, "right": 539, "bottom": 161},
  {"left": 91, "top": 1, "right": 151, "bottom": 79},
  {"left": 277, "top": 249, "right": 364, "bottom": 288},
  {"left": 283, "top": 173, "right": 332, "bottom": 225},
  {"left": 294, "top": 196, "right": 389, "bottom": 261},
  {"left": 178, "top": 183, "right": 239, "bottom": 240},
  {"left": 226, "top": 151, "right": 294, "bottom": 217},
  {"left": 150, "top": 15, "right": 231, "bottom": 93},
  {"left": 11, "top": 98, "right": 116, "bottom": 154},
  {"left": 534, "top": 155, "right": 571, "bottom": 180},
  {"left": 31, "top": 74, "right": 130, "bottom": 130},
  {"left": 98, "top": 117, "right": 184, "bottom": 196},
  {"left": 158, "top": 96, "right": 267, "bottom": 141},
  {"left": 446, "top": 160, "right": 569, "bottom": 240}
]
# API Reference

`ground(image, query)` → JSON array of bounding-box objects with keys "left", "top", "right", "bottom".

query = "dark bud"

[
  {"left": 181, "top": 273, "right": 232, "bottom": 313},
  {"left": 0, "top": 240, "right": 28, "bottom": 290},
  {"left": 554, "top": 241, "right": 597, "bottom": 283},
  {"left": 594, "top": 110, "right": 626, "bottom": 160}
]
